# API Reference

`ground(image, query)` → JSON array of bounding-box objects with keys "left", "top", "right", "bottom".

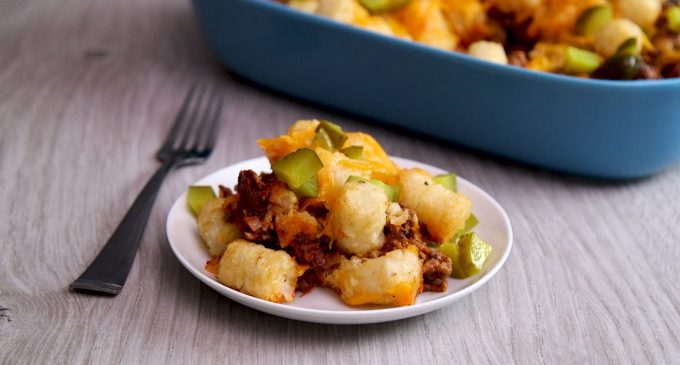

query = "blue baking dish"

[{"left": 191, "top": 0, "right": 680, "bottom": 179}]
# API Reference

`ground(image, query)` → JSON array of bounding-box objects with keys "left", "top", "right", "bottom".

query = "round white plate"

[{"left": 166, "top": 156, "right": 512, "bottom": 324}]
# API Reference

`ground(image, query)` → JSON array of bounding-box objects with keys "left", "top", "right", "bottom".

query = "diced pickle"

[
  {"left": 574, "top": 5, "right": 612, "bottom": 36},
  {"left": 614, "top": 37, "right": 640, "bottom": 56},
  {"left": 312, "top": 128, "right": 334, "bottom": 150},
  {"left": 433, "top": 172, "right": 457, "bottom": 192},
  {"left": 451, "top": 213, "right": 479, "bottom": 241},
  {"left": 667, "top": 6, "right": 680, "bottom": 33},
  {"left": 438, "top": 241, "right": 458, "bottom": 258},
  {"left": 187, "top": 186, "right": 216, "bottom": 215},
  {"left": 296, "top": 173, "right": 321, "bottom": 198},
  {"left": 563, "top": 47, "right": 601, "bottom": 74},
  {"left": 593, "top": 54, "right": 641, "bottom": 80},
  {"left": 462, "top": 214, "right": 478, "bottom": 233},
  {"left": 370, "top": 179, "right": 398, "bottom": 202},
  {"left": 272, "top": 148, "right": 323, "bottom": 197},
  {"left": 442, "top": 232, "right": 492, "bottom": 279},
  {"left": 359, "top": 0, "right": 411, "bottom": 13},
  {"left": 317, "top": 120, "right": 348, "bottom": 149},
  {"left": 341, "top": 145, "right": 363, "bottom": 159}
]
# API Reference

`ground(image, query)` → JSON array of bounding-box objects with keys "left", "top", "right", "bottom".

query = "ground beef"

[
  {"left": 637, "top": 62, "right": 661, "bottom": 80},
  {"left": 303, "top": 202, "right": 329, "bottom": 220},
  {"left": 229, "top": 170, "right": 279, "bottom": 246},
  {"left": 287, "top": 233, "right": 327, "bottom": 269},
  {"left": 508, "top": 49, "right": 529, "bottom": 67},
  {"left": 287, "top": 234, "right": 339, "bottom": 292},
  {"left": 218, "top": 185, "right": 234, "bottom": 197},
  {"left": 486, "top": 8, "right": 537, "bottom": 50},
  {"left": 662, "top": 63, "right": 680, "bottom": 78},
  {"left": 419, "top": 246, "right": 453, "bottom": 292},
  {"left": 382, "top": 208, "right": 452, "bottom": 292}
]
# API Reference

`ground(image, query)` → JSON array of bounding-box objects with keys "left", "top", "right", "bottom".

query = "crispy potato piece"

[
  {"left": 397, "top": 0, "right": 459, "bottom": 50},
  {"left": 288, "top": 0, "right": 319, "bottom": 13},
  {"left": 218, "top": 240, "right": 301, "bottom": 303},
  {"left": 329, "top": 246, "right": 423, "bottom": 306},
  {"left": 331, "top": 180, "right": 389, "bottom": 256},
  {"left": 615, "top": 0, "right": 661, "bottom": 30},
  {"left": 468, "top": 41, "right": 508, "bottom": 64},
  {"left": 276, "top": 210, "right": 320, "bottom": 248},
  {"left": 398, "top": 168, "right": 471, "bottom": 243},
  {"left": 198, "top": 197, "right": 241, "bottom": 256}
]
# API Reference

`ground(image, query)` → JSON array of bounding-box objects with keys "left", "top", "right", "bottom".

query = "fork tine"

[
  {"left": 159, "top": 83, "right": 197, "bottom": 153},
  {"left": 198, "top": 87, "right": 223, "bottom": 152},
  {"left": 178, "top": 85, "right": 207, "bottom": 149},
  {"left": 188, "top": 85, "right": 216, "bottom": 151},
  {"left": 204, "top": 92, "right": 222, "bottom": 153}
]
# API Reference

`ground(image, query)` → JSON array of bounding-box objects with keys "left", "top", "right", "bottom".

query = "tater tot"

[
  {"left": 328, "top": 246, "right": 423, "bottom": 306},
  {"left": 331, "top": 180, "right": 389, "bottom": 256},
  {"left": 616, "top": 0, "right": 661, "bottom": 30},
  {"left": 468, "top": 41, "right": 508, "bottom": 64},
  {"left": 595, "top": 19, "right": 645, "bottom": 57},
  {"left": 197, "top": 197, "right": 241, "bottom": 256},
  {"left": 398, "top": 168, "right": 471, "bottom": 243},
  {"left": 218, "top": 240, "right": 300, "bottom": 303}
]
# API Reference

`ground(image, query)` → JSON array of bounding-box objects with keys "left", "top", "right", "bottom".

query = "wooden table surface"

[{"left": 2, "top": 0, "right": 679, "bottom": 364}]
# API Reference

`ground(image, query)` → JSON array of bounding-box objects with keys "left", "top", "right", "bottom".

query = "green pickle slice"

[
  {"left": 614, "top": 37, "right": 640, "bottom": 57},
  {"left": 317, "top": 120, "right": 348, "bottom": 149},
  {"left": 668, "top": 6, "right": 680, "bottom": 33},
  {"left": 341, "top": 145, "right": 363, "bottom": 159},
  {"left": 462, "top": 213, "right": 479, "bottom": 233},
  {"left": 433, "top": 172, "right": 457, "bottom": 192},
  {"left": 312, "top": 128, "right": 334, "bottom": 150},
  {"left": 272, "top": 148, "right": 324, "bottom": 197},
  {"left": 574, "top": 4, "right": 612, "bottom": 36},
  {"left": 563, "top": 46, "right": 601, "bottom": 74},
  {"left": 187, "top": 186, "right": 216, "bottom": 215},
  {"left": 455, "top": 232, "right": 492, "bottom": 278},
  {"left": 359, "top": 0, "right": 411, "bottom": 13},
  {"left": 440, "top": 232, "right": 492, "bottom": 279}
]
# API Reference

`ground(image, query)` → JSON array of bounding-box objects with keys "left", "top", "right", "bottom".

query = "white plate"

[{"left": 166, "top": 157, "right": 512, "bottom": 324}]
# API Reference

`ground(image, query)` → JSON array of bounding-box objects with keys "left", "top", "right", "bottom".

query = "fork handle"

[{"left": 70, "top": 161, "right": 175, "bottom": 295}]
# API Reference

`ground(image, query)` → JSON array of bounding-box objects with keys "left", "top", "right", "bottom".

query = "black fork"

[{"left": 70, "top": 84, "right": 223, "bottom": 295}]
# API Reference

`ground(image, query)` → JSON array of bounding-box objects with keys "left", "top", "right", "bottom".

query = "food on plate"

[
  {"left": 197, "top": 196, "right": 241, "bottom": 256},
  {"left": 279, "top": 0, "right": 680, "bottom": 80},
  {"left": 397, "top": 168, "right": 472, "bottom": 243},
  {"left": 328, "top": 246, "right": 423, "bottom": 306},
  {"left": 191, "top": 119, "right": 492, "bottom": 306},
  {"left": 439, "top": 232, "right": 493, "bottom": 278},
  {"left": 331, "top": 180, "right": 390, "bottom": 256},
  {"left": 218, "top": 239, "right": 303, "bottom": 303},
  {"left": 187, "top": 185, "right": 216, "bottom": 215}
]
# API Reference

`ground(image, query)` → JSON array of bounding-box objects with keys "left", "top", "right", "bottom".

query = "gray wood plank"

[{"left": 1, "top": 0, "right": 679, "bottom": 364}]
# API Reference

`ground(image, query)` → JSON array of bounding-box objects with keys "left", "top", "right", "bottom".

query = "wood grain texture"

[{"left": 1, "top": 0, "right": 679, "bottom": 364}]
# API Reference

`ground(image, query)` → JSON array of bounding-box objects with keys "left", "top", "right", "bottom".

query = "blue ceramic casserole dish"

[{"left": 191, "top": 0, "right": 680, "bottom": 179}]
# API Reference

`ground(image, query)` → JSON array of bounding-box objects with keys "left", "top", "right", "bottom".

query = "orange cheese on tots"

[
  {"left": 314, "top": 147, "right": 372, "bottom": 208},
  {"left": 257, "top": 119, "right": 320, "bottom": 163},
  {"left": 396, "top": 0, "right": 459, "bottom": 50},
  {"left": 329, "top": 246, "right": 423, "bottom": 307},
  {"left": 528, "top": 0, "right": 605, "bottom": 40},
  {"left": 343, "top": 132, "right": 400, "bottom": 185}
]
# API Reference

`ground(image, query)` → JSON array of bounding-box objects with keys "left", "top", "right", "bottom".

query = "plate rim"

[{"left": 166, "top": 156, "right": 513, "bottom": 324}]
